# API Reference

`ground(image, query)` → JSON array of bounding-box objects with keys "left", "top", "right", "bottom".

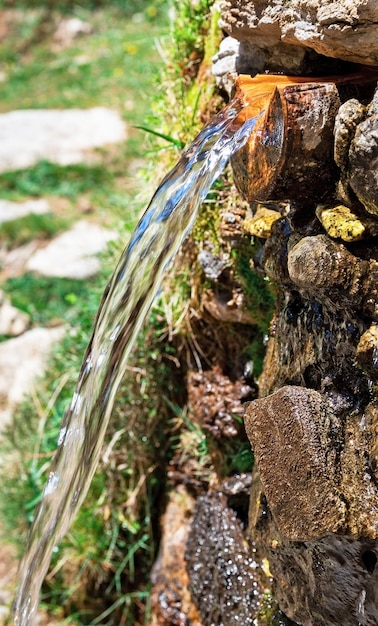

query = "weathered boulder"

[{"left": 219, "top": 0, "right": 378, "bottom": 71}]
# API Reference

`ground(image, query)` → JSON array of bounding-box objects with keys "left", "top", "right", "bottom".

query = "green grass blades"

[
  {"left": 2, "top": 273, "right": 97, "bottom": 325},
  {"left": 0, "top": 212, "right": 70, "bottom": 248}
]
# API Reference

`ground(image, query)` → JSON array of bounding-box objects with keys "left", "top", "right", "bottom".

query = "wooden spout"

[{"left": 232, "top": 71, "right": 378, "bottom": 205}]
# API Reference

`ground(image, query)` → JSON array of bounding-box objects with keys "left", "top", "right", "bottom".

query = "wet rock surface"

[
  {"left": 348, "top": 88, "right": 378, "bottom": 216},
  {"left": 150, "top": 488, "right": 203, "bottom": 626},
  {"left": 242, "top": 208, "right": 378, "bottom": 622},
  {"left": 188, "top": 366, "right": 252, "bottom": 439},
  {"left": 245, "top": 386, "right": 347, "bottom": 541},
  {"left": 185, "top": 485, "right": 262, "bottom": 626},
  {"left": 263, "top": 528, "right": 378, "bottom": 626},
  {"left": 220, "top": 7, "right": 378, "bottom": 622}
]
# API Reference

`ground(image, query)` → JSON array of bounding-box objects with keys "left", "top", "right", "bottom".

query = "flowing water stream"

[{"left": 13, "top": 98, "right": 259, "bottom": 626}]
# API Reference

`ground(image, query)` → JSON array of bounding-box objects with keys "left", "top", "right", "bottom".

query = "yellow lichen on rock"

[
  {"left": 243, "top": 206, "right": 281, "bottom": 239},
  {"left": 316, "top": 204, "right": 369, "bottom": 242}
]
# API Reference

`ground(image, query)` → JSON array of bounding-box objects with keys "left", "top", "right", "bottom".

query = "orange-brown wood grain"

[{"left": 231, "top": 71, "right": 378, "bottom": 204}]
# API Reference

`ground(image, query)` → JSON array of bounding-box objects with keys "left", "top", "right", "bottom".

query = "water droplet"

[{"left": 44, "top": 472, "right": 60, "bottom": 496}]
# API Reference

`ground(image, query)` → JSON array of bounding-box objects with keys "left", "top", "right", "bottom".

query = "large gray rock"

[
  {"left": 0, "top": 108, "right": 126, "bottom": 172},
  {"left": 0, "top": 326, "right": 65, "bottom": 429},
  {"left": 219, "top": 0, "right": 378, "bottom": 71},
  {"left": 0, "top": 199, "right": 49, "bottom": 223},
  {"left": 26, "top": 220, "right": 117, "bottom": 279}
]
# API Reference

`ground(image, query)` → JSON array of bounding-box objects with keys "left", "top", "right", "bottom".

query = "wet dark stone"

[
  {"left": 349, "top": 90, "right": 378, "bottom": 217},
  {"left": 185, "top": 491, "right": 262, "bottom": 626},
  {"left": 187, "top": 367, "right": 253, "bottom": 440},
  {"left": 356, "top": 324, "right": 378, "bottom": 380},
  {"left": 267, "top": 534, "right": 378, "bottom": 626},
  {"left": 245, "top": 386, "right": 346, "bottom": 541}
]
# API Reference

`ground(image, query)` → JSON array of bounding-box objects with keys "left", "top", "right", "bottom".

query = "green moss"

[
  {"left": 257, "top": 592, "right": 294, "bottom": 625},
  {"left": 191, "top": 188, "right": 223, "bottom": 253},
  {"left": 233, "top": 246, "right": 275, "bottom": 331}
]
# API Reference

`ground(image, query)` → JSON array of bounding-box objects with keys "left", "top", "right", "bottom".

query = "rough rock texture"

[
  {"left": 219, "top": 0, "right": 378, "bottom": 72},
  {"left": 150, "top": 487, "right": 203, "bottom": 626},
  {"left": 234, "top": 106, "right": 378, "bottom": 624},
  {"left": 188, "top": 367, "right": 252, "bottom": 439},
  {"left": 218, "top": 7, "right": 378, "bottom": 621},
  {"left": 152, "top": 3, "right": 378, "bottom": 625},
  {"left": 185, "top": 481, "right": 263, "bottom": 626},
  {"left": 348, "top": 88, "right": 378, "bottom": 216},
  {"left": 334, "top": 87, "right": 378, "bottom": 217},
  {"left": 245, "top": 386, "right": 347, "bottom": 541}
]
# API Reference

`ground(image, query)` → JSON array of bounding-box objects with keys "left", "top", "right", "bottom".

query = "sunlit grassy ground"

[
  {"left": 0, "top": 2, "right": 171, "bottom": 624},
  {"left": 0, "top": 2, "right": 170, "bottom": 339},
  {"left": 0, "top": 2, "right": 169, "bottom": 228},
  {"left": 0, "top": 2, "right": 261, "bottom": 624}
]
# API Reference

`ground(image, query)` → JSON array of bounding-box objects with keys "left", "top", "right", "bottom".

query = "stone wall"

[{"left": 216, "top": 1, "right": 378, "bottom": 624}]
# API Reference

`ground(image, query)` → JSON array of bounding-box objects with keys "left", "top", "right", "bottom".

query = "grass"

[
  {"left": 0, "top": 161, "right": 113, "bottom": 201},
  {"left": 0, "top": 6, "right": 168, "bottom": 113},
  {"left": 2, "top": 273, "right": 96, "bottom": 325},
  {"left": 0, "top": 0, "right": 273, "bottom": 623},
  {"left": 0, "top": 4, "right": 171, "bottom": 225},
  {"left": 0, "top": 212, "right": 70, "bottom": 248},
  {"left": 0, "top": 3, "right": 172, "bottom": 624}
]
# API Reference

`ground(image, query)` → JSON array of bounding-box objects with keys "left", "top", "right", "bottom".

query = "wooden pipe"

[{"left": 231, "top": 71, "right": 378, "bottom": 205}]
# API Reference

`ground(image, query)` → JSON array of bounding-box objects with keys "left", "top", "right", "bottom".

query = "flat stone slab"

[
  {"left": 0, "top": 198, "right": 50, "bottom": 223},
  {"left": 26, "top": 219, "right": 117, "bottom": 279},
  {"left": 0, "top": 290, "right": 30, "bottom": 336},
  {"left": 0, "top": 108, "right": 126, "bottom": 172},
  {"left": 0, "top": 326, "right": 65, "bottom": 429},
  {"left": 0, "top": 240, "right": 41, "bottom": 278}
]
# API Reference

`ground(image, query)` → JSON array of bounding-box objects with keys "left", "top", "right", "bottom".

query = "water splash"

[{"left": 14, "top": 99, "right": 258, "bottom": 626}]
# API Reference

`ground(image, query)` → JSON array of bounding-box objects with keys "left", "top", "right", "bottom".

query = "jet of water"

[{"left": 14, "top": 99, "right": 258, "bottom": 626}]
